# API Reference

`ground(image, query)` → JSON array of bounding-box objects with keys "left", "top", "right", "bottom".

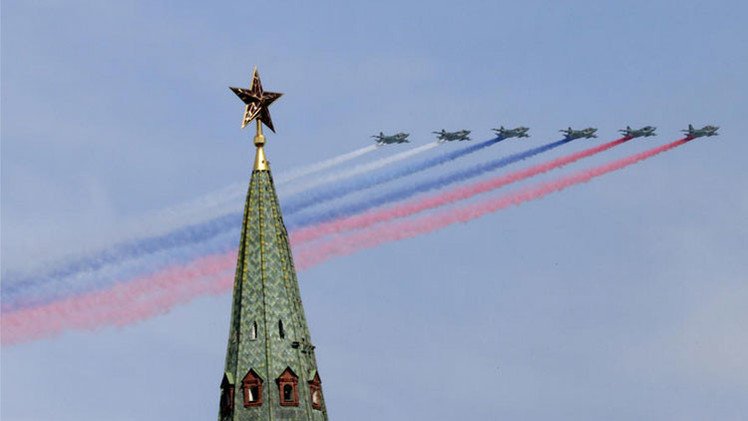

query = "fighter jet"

[
  {"left": 559, "top": 127, "right": 598, "bottom": 140},
  {"left": 681, "top": 124, "right": 719, "bottom": 138},
  {"left": 492, "top": 126, "right": 530, "bottom": 139},
  {"left": 433, "top": 129, "right": 471, "bottom": 142},
  {"left": 371, "top": 132, "right": 410, "bottom": 145},
  {"left": 619, "top": 126, "right": 657, "bottom": 139}
]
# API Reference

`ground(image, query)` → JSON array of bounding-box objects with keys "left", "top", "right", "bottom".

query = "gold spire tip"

[{"left": 254, "top": 119, "right": 269, "bottom": 171}]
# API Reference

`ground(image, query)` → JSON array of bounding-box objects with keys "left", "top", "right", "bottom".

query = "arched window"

[
  {"left": 242, "top": 369, "right": 263, "bottom": 407},
  {"left": 278, "top": 320, "right": 285, "bottom": 339},
  {"left": 308, "top": 371, "right": 323, "bottom": 411},
  {"left": 283, "top": 384, "right": 294, "bottom": 401},
  {"left": 312, "top": 390, "right": 322, "bottom": 407},
  {"left": 276, "top": 367, "right": 299, "bottom": 407},
  {"left": 249, "top": 321, "right": 257, "bottom": 340}
]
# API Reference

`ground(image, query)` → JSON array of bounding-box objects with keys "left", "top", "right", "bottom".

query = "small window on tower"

[
  {"left": 312, "top": 390, "right": 322, "bottom": 407},
  {"left": 248, "top": 385, "right": 260, "bottom": 402},
  {"left": 242, "top": 369, "right": 263, "bottom": 407},
  {"left": 308, "top": 371, "right": 323, "bottom": 410},
  {"left": 220, "top": 372, "right": 235, "bottom": 416},
  {"left": 250, "top": 321, "right": 257, "bottom": 340},
  {"left": 278, "top": 320, "right": 285, "bottom": 338},
  {"left": 276, "top": 367, "right": 299, "bottom": 407},
  {"left": 283, "top": 384, "right": 293, "bottom": 401}
]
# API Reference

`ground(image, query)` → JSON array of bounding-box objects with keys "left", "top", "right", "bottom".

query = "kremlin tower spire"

[{"left": 219, "top": 68, "right": 327, "bottom": 420}]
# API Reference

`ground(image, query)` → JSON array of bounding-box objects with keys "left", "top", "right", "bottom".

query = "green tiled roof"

[{"left": 220, "top": 168, "right": 327, "bottom": 420}]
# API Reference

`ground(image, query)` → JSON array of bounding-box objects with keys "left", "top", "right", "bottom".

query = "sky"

[{"left": 2, "top": 0, "right": 747, "bottom": 419}]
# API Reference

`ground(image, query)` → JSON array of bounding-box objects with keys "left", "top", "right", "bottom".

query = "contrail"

[
  {"left": 1, "top": 139, "right": 493, "bottom": 307},
  {"left": 153, "top": 144, "right": 383, "bottom": 226},
  {"left": 287, "top": 138, "right": 571, "bottom": 231},
  {"left": 1, "top": 138, "right": 693, "bottom": 344},
  {"left": 1, "top": 251, "right": 237, "bottom": 345},
  {"left": 1, "top": 229, "right": 238, "bottom": 313},
  {"left": 275, "top": 144, "right": 380, "bottom": 184},
  {"left": 293, "top": 137, "right": 694, "bottom": 269},
  {"left": 105, "top": 146, "right": 382, "bottom": 242},
  {"left": 3, "top": 134, "right": 561, "bottom": 312},
  {"left": 1, "top": 143, "right": 416, "bottom": 301},
  {"left": 0, "top": 137, "right": 601, "bottom": 313},
  {"left": 1, "top": 213, "right": 242, "bottom": 308},
  {"left": 281, "top": 142, "right": 440, "bottom": 196},
  {"left": 0, "top": 144, "right": 382, "bottom": 299},
  {"left": 282, "top": 137, "right": 504, "bottom": 214},
  {"left": 290, "top": 137, "right": 631, "bottom": 243}
]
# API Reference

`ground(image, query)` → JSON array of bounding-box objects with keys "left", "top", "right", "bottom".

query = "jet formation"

[
  {"left": 560, "top": 127, "right": 598, "bottom": 140},
  {"left": 682, "top": 124, "right": 719, "bottom": 138},
  {"left": 372, "top": 132, "right": 410, "bottom": 145},
  {"left": 371, "top": 124, "right": 718, "bottom": 145},
  {"left": 433, "top": 129, "right": 471, "bottom": 142},
  {"left": 493, "top": 126, "right": 530, "bottom": 139},
  {"left": 619, "top": 126, "right": 657, "bottom": 138}
]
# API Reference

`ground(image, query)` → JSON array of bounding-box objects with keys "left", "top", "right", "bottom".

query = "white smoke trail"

[
  {"left": 120, "top": 145, "right": 384, "bottom": 239},
  {"left": 275, "top": 144, "right": 380, "bottom": 185},
  {"left": 129, "top": 182, "right": 245, "bottom": 239},
  {"left": 281, "top": 142, "right": 441, "bottom": 196},
  {"left": 2, "top": 144, "right": 385, "bottom": 291},
  {"left": 2, "top": 136, "right": 443, "bottom": 302}
]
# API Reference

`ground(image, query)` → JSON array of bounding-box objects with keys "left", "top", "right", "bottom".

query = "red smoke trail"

[
  {"left": 1, "top": 137, "right": 693, "bottom": 345},
  {"left": 290, "top": 137, "right": 632, "bottom": 245},
  {"left": 1, "top": 252, "right": 235, "bottom": 344},
  {"left": 293, "top": 137, "right": 694, "bottom": 270}
]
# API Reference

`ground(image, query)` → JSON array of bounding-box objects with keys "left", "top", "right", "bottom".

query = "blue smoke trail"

[
  {"left": 1, "top": 212, "right": 241, "bottom": 302},
  {"left": 287, "top": 139, "right": 571, "bottom": 230},
  {"left": 281, "top": 137, "right": 504, "bottom": 214},
  {"left": 2, "top": 229, "right": 239, "bottom": 313},
  {"left": 3, "top": 139, "right": 501, "bottom": 310}
]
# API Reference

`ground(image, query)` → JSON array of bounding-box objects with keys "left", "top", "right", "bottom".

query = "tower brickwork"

[{"left": 219, "top": 68, "right": 327, "bottom": 420}]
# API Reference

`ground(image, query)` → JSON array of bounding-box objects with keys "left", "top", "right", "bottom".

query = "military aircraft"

[
  {"left": 681, "top": 124, "right": 719, "bottom": 138},
  {"left": 559, "top": 127, "right": 598, "bottom": 140},
  {"left": 433, "top": 129, "right": 471, "bottom": 142},
  {"left": 492, "top": 126, "right": 530, "bottom": 139},
  {"left": 619, "top": 126, "right": 657, "bottom": 138},
  {"left": 371, "top": 132, "right": 410, "bottom": 145}
]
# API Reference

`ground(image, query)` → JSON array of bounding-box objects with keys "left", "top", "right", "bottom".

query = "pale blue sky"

[{"left": 2, "top": 1, "right": 747, "bottom": 419}]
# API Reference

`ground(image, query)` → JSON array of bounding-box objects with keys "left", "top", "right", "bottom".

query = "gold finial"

[
  {"left": 229, "top": 67, "right": 283, "bottom": 171},
  {"left": 253, "top": 119, "right": 269, "bottom": 171}
]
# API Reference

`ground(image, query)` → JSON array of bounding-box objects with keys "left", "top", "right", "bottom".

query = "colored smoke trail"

[
  {"left": 0, "top": 138, "right": 693, "bottom": 345},
  {"left": 293, "top": 137, "right": 694, "bottom": 270},
  {"left": 0, "top": 144, "right": 381, "bottom": 297},
  {"left": 275, "top": 144, "right": 380, "bottom": 184},
  {"left": 103, "top": 145, "right": 382, "bottom": 243},
  {"left": 1, "top": 251, "right": 237, "bottom": 345},
  {"left": 1, "top": 213, "right": 242, "bottom": 300},
  {"left": 287, "top": 138, "right": 571, "bottom": 231},
  {"left": 1, "top": 143, "right": 425, "bottom": 301},
  {"left": 282, "top": 142, "right": 440, "bottom": 195},
  {"left": 2, "top": 137, "right": 606, "bottom": 313},
  {"left": 290, "top": 137, "right": 631, "bottom": 244},
  {"left": 282, "top": 137, "right": 504, "bottom": 214},
  {"left": 154, "top": 144, "right": 383, "bottom": 224},
  {"left": 2, "top": 229, "right": 238, "bottom": 313}
]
